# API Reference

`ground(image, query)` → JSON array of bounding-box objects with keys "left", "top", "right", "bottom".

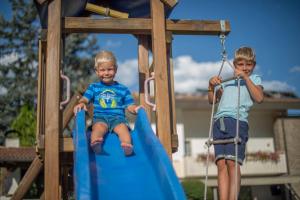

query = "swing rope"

[
  {"left": 203, "top": 20, "right": 241, "bottom": 200},
  {"left": 235, "top": 78, "right": 241, "bottom": 200}
]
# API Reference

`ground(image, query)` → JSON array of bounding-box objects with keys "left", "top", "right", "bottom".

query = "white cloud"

[
  {"left": 104, "top": 39, "right": 122, "bottom": 48},
  {"left": 262, "top": 80, "right": 295, "bottom": 92},
  {"left": 289, "top": 66, "right": 300, "bottom": 73},
  {"left": 115, "top": 55, "right": 235, "bottom": 93},
  {"left": 115, "top": 58, "right": 139, "bottom": 91},
  {"left": 173, "top": 55, "right": 234, "bottom": 93},
  {"left": 115, "top": 55, "right": 296, "bottom": 94}
]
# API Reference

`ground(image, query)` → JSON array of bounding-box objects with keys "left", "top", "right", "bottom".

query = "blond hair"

[
  {"left": 94, "top": 50, "right": 117, "bottom": 70},
  {"left": 233, "top": 46, "right": 256, "bottom": 65}
]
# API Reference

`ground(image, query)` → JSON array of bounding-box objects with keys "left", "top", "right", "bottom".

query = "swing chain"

[{"left": 219, "top": 33, "right": 227, "bottom": 62}]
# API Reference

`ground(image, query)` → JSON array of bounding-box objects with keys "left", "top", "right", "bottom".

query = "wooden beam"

[
  {"left": 64, "top": 17, "right": 230, "bottom": 35},
  {"left": 151, "top": 0, "right": 172, "bottom": 157},
  {"left": 137, "top": 35, "right": 152, "bottom": 120},
  {"left": 62, "top": 92, "right": 81, "bottom": 130},
  {"left": 36, "top": 93, "right": 81, "bottom": 156},
  {"left": 11, "top": 156, "right": 43, "bottom": 200},
  {"left": 160, "top": 0, "right": 177, "bottom": 8},
  {"left": 35, "top": 0, "right": 48, "bottom": 4},
  {"left": 45, "top": 0, "right": 61, "bottom": 199},
  {"left": 64, "top": 18, "right": 151, "bottom": 34},
  {"left": 167, "top": 19, "right": 231, "bottom": 35},
  {"left": 60, "top": 138, "right": 74, "bottom": 152}
]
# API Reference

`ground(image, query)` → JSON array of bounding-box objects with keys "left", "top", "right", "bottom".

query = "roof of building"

[
  {"left": 137, "top": 90, "right": 298, "bottom": 111},
  {"left": 174, "top": 91, "right": 300, "bottom": 111}
]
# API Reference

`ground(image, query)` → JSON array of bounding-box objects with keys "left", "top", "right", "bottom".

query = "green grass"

[{"left": 181, "top": 179, "right": 213, "bottom": 200}]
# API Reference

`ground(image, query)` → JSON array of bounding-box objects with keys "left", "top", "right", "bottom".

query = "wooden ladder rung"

[{"left": 206, "top": 137, "right": 241, "bottom": 146}]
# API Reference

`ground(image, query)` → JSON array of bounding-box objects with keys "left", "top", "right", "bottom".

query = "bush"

[{"left": 182, "top": 179, "right": 213, "bottom": 200}]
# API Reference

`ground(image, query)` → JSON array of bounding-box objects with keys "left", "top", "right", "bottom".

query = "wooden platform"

[{"left": 0, "top": 147, "right": 36, "bottom": 168}]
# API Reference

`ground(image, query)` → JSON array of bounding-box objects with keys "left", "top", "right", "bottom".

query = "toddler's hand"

[
  {"left": 73, "top": 103, "right": 87, "bottom": 115},
  {"left": 134, "top": 105, "right": 144, "bottom": 114}
]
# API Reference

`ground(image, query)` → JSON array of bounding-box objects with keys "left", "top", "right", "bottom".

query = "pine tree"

[
  {"left": 0, "top": 0, "right": 99, "bottom": 136},
  {"left": 0, "top": 0, "right": 39, "bottom": 130}
]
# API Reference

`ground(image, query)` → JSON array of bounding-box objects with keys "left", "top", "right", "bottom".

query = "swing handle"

[
  {"left": 144, "top": 72, "right": 156, "bottom": 111},
  {"left": 60, "top": 70, "right": 71, "bottom": 109},
  {"left": 215, "top": 76, "right": 241, "bottom": 85}
]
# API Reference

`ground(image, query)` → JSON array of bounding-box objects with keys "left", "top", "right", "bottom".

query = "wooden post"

[
  {"left": 166, "top": 31, "right": 178, "bottom": 153},
  {"left": 151, "top": 0, "right": 172, "bottom": 157},
  {"left": 36, "top": 37, "right": 47, "bottom": 150},
  {"left": 137, "top": 35, "right": 152, "bottom": 120},
  {"left": 62, "top": 167, "right": 69, "bottom": 200},
  {"left": 45, "top": 0, "right": 61, "bottom": 199}
]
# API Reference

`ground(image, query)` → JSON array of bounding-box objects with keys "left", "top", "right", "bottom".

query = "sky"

[{"left": 1, "top": 0, "right": 300, "bottom": 96}]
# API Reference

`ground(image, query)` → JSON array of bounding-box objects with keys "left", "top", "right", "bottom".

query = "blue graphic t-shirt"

[
  {"left": 83, "top": 81, "right": 134, "bottom": 118},
  {"left": 214, "top": 74, "right": 263, "bottom": 123}
]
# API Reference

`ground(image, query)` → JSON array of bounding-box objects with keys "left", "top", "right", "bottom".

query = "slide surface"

[{"left": 73, "top": 109, "right": 186, "bottom": 200}]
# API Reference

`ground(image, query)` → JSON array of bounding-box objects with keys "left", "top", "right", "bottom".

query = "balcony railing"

[{"left": 172, "top": 137, "right": 288, "bottom": 178}]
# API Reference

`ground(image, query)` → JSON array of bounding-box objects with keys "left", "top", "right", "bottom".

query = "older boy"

[{"left": 208, "top": 46, "right": 264, "bottom": 200}]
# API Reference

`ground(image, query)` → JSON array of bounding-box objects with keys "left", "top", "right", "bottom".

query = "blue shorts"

[
  {"left": 213, "top": 117, "right": 248, "bottom": 165},
  {"left": 93, "top": 115, "right": 130, "bottom": 133}
]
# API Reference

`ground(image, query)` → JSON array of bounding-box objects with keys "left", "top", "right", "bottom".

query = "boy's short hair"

[
  {"left": 233, "top": 46, "right": 256, "bottom": 65},
  {"left": 94, "top": 50, "right": 118, "bottom": 70}
]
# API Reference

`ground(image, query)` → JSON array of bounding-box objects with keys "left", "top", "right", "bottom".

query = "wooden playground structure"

[{"left": 7, "top": 0, "right": 231, "bottom": 199}]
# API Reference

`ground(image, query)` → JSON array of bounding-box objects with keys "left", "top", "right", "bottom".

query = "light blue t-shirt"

[
  {"left": 83, "top": 81, "right": 134, "bottom": 118},
  {"left": 214, "top": 74, "right": 263, "bottom": 123}
]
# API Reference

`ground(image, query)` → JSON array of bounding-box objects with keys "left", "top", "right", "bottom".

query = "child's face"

[
  {"left": 234, "top": 59, "right": 255, "bottom": 76},
  {"left": 96, "top": 61, "right": 117, "bottom": 84}
]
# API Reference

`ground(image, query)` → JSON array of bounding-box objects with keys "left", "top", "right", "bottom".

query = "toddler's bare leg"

[
  {"left": 217, "top": 159, "right": 229, "bottom": 200},
  {"left": 113, "top": 123, "right": 131, "bottom": 144},
  {"left": 91, "top": 122, "right": 108, "bottom": 144},
  {"left": 113, "top": 123, "right": 132, "bottom": 155},
  {"left": 227, "top": 160, "right": 241, "bottom": 200}
]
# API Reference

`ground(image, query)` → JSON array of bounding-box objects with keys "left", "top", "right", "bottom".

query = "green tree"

[
  {"left": 0, "top": 0, "right": 99, "bottom": 135},
  {"left": 11, "top": 104, "right": 36, "bottom": 146},
  {"left": 0, "top": 0, "right": 39, "bottom": 129}
]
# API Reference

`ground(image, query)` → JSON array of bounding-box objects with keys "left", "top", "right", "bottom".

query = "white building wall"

[{"left": 178, "top": 109, "right": 275, "bottom": 139}]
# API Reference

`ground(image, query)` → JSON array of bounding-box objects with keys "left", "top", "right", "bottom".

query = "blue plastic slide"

[{"left": 73, "top": 109, "right": 186, "bottom": 200}]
